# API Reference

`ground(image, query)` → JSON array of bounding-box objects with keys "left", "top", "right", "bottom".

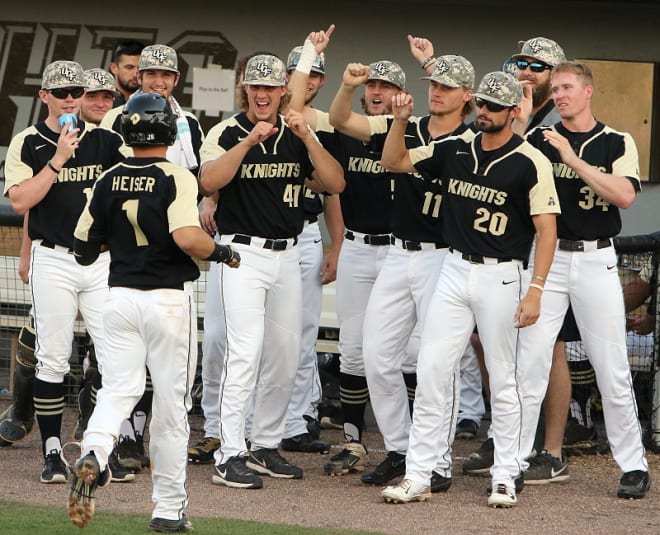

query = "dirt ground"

[{"left": 1, "top": 399, "right": 658, "bottom": 535}]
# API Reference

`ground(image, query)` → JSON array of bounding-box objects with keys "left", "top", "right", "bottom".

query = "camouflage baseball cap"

[
  {"left": 368, "top": 61, "right": 405, "bottom": 89},
  {"left": 286, "top": 46, "right": 325, "bottom": 75},
  {"left": 472, "top": 71, "right": 523, "bottom": 107},
  {"left": 84, "top": 68, "right": 119, "bottom": 95},
  {"left": 139, "top": 44, "right": 179, "bottom": 73},
  {"left": 421, "top": 55, "right": 474, "bottom": 89},
  {"left": 42, "top": 60, "right": 86, "bottom": 90},
  {"left": 513, "top": 37, "right": 566, "bottom": 68},
  {"left": 243, "top": 54, "right": 286, "bottom": 87}
]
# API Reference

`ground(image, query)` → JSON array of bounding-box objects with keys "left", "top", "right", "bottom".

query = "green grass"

[{"left": 0, "top": 500, "right": 383, "bottom": 534}]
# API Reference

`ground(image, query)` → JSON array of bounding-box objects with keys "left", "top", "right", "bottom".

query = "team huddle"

[{"left": 0, "top": 23, "right": 651, "bottom": 532}]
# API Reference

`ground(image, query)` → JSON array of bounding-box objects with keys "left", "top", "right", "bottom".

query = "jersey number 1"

[{"left": 122, "top": 199, "right": 149, "bottom": 246}]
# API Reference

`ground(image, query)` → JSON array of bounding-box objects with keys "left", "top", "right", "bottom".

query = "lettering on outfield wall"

[{"left": 0, "top": 21, "right": 238, "bottom": 181}]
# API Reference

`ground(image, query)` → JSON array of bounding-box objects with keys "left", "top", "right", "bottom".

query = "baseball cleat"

[
  {"left": 617, "top": 470, "right": 650, "bottom": 499},
  {"left": 324, "top": 442, "right": 367, "bottom": 475},
  {"left": 281, "top": 432, "right": 330, "bottom": 454},
  {"left": 382, "top": 479, "right": 431, "bottom": 503},
  {"left": 431, "top": 471, "right": 452, "bottom": 493},
  {"left": 246, "top": 448, "right": 303, "bottom": 479},
  {"left": 148, "top": 514, "right": 193, "bottom": 532},
  {"left": 40, "top": 449, "right": 68, "bottom": 484},
  {"left": 212, "top": 456, "right": 263, "bottom": 489},
  {"left": 67, "top": 451, "right": 110, "bottom": 528},
  {"left": 188, "top": 436, "right": 221, "bottom": 464},
  {"left": 462, "top": 437, "right": 494, "bottom": 475},
  {"left": 488, "top": 483, "right": 517, "bottom": 508},
  {"left": 523, "top": 450, "right": 569, "bottom": 485},
  {"left": 361, "top": 451, "right": 405, "bottom": 485},
  {"left": 455, "top": 418, "right": 479, "bottom": 440}
]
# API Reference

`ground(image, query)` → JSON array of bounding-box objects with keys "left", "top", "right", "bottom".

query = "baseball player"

[
  {"left": 80, "top": 68, "right": 119, "bottom": 125},
  {"left": 3, "top": 60, "right": 127, "bottom": 483},
  {"left": 108, "top": 39, "right": 145, "bottom": 108},
  {"left": 102, "top": 45, "right": 205, "bottom": 469},
  {"left": 67, "top": 92, "right": 239, "bottom": 531},
  {"left": 321, "top": 58, "right": 405, "bottom": 476},
  {"left": 281, "top": 34, "right": 344, "bottom": 454},
  {"left": 330, "top": 46, "right": 477, "bottom": 489},
  {"left": 379, "top": 72, "right": 559, "bottom": 508},
  {"left": 199, "top": 53, "right": 344, "bottom": 489},
  {"left": 519, "top": 61, "right": 650, "bottom": 498},
  {"left": 463, "top": 36, "right": 568, "bottom": 476}
]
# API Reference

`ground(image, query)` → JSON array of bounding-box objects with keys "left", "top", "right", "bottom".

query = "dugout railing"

[{"left": 1, "top": 207, "right": 658, "bottom": 451}]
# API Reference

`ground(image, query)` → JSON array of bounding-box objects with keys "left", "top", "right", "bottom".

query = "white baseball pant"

[
  {"left": 405, "top": 251, "right": 527, "bottom": 487},
  {"left": 84, "top": 284, "right": 197, "bottom": 521},
  {"left": 519, "top": 242, "right": 648, "bottom": 473},
  {"left": 214, "top": 241, "right": 302, "bottom": 463},
  {"left": 284, "top": 220, "right": 324, "bottom": 437},
  {"left": 29, "top": 243, "right": 109, "bottom": 381}
]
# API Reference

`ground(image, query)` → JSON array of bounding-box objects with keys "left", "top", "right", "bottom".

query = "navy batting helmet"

[{"left": 121, "top": 92, "right": 177, "bottom": 147}]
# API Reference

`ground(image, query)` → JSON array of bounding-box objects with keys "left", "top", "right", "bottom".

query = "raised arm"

[
  {"left": 286, "top": 110, "right": 344, "bottom": 194},
  {"left": 381, "top": 92, "right": 416, "bottom": 173},
  {"left": 289, "top": 25, "right": 335, "bottom": 115},
  {"left": 408, "top": 34, "right": 437, "bottom": 75},
  {"left": 328, "top": 63, "right": 372, "bottom": 141}
]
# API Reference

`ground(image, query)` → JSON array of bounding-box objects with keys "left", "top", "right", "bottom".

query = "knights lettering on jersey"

[
  {"left": 447, "top": 178, "right": 508, "bottom": 206},
  {"left": 56, "top": 165, "right": 103, "bottom": 183},
  {"left": 347, "top": 156, "right": 386, "bottom": 174},
  {"left": 239, "top": 162, "right": 302, "bottom": 179}
]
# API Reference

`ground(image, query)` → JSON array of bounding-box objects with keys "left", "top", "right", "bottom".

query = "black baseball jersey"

[
  {"left": 370, "top": 115, "right": 471, "bottom": 245},
  {"left": 102, "top": 106, "right": 204, "bottom": 176},
  {"left": 526, "top": 121, "right": 640, "bottom": 241},
  {"left": 303, "top": 187, "right": 324, "bottom": 220},
  {"left": 314, "top": 113, "right": 392, "bottom": 235},
  {"left": 74, "top": 157, "right": 201, "bottom": 289},
  {"left": 410, "top": 133, "right": 560, "bottom": 260},
  {"left": 4, "top": 120, "right": 126, "bottom": 248},
  {"left": 200, "top": 112, "right": 315, "bottom": 239}
]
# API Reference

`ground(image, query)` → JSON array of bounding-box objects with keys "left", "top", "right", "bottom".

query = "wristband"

[
  {"left": 420, "top": 56, "right": 436, "bottom": 70},
  {"left": 295, "top": 39, "right": 317, "bottom": 75},
  {"left": 47, "top": 160, "right": 60, "bottom": 174},
  {"left": 533, "top": 274, "right": 546, "bottom": 282},
  {"left": 204, "top": 243, "right": 231, "bottom": 263},
  {"left": 529, "top": 283, "right": 544, "bottom": 292}
]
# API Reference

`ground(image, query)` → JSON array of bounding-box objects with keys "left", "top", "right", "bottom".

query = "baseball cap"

[
  {"left": 421, "top": 55, "right": 474, "bottom": 89},
  {"left": 472, "top": 71, "right": 523, "bottom": 108},
  {"left": 139, "top": 44, "right": 179, "bottom": 73},
  {"left": 286, "top": 46, "right": 325, "bottom": 75},
  {"left": 84, "top": 68, "right": 119, "bottom": 95},
  {"left": 243, "top": 54, "right": 286, "bottom": 87},
  {"left": 513, "top": 37, "right": 566, "bottom": 68},
  {"left": 42, "top": 60, "right": 86, "bottom": 90},
  {"left": 367, "top": 61, "right": 405, "bottom": 89}
]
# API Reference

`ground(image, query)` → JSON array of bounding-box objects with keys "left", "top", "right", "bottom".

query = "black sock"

[
  {"left": 403, "top": 372, "right": 416, "bottom": 418},
  {"left": 33, "top": 378, "right": 65, "bottom": 456},
  {"left": 339, "top": 372, "right": 369, "bottom": 442}
]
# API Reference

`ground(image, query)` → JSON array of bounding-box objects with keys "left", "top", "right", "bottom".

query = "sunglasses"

[
  {"left": 516, "top": 60, "right": 551, "bottom": 73},
  {"left": 474, "top": 98, "right": 511, "bottom": 113},
  {"left": 49, "top": 87, "right": 85, "bottom": 99}
]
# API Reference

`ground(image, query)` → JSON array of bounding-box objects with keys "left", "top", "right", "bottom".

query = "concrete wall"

[{"left": 1, "top": 0, "right": 659, "bottom": 233}]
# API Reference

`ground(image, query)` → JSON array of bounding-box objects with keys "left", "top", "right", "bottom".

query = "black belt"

[
  {"left": 39, "top": 240, "right": 73, "bottom": 254},
  {"left": 305, "top": 215, "right": 318, "bottom": 224},
  {"left": 392, "top": 236, "right": 444, "bottom": 251},
  {"left": 345, "top": 230, "right": 391, "bottom": 246},
  {"left": 449, "top": 247, "right": 512, "bottom": 264},
  {"left": 558, "top": 238, "right": 611, "bottom": 252},
  {"left": 231, "top": 234, "right": 297, "bottom": 251}
]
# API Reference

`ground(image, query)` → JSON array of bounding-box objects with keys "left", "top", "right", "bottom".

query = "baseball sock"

[
  {"left": 403, "top": 372, "right": 416, "bottom": 417},
  {"left": 339, "top": 372, "right": 369, "bottom": 442},
  {"left": 568, "top": 359, "right": 596, "bottom": 426},
  {"left": 33, "top": 378, "right": 65, "bottom": 456}
]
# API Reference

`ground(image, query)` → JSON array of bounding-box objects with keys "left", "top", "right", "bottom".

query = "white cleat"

[
  {"left": 382, "top": 479, "right": 431, "bottom": 503},
  {"left": 488, "top": 483, "right": 517, "bottom": 508}
]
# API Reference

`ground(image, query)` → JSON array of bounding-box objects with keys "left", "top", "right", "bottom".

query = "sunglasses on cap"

[
  {"left": 516, "top": 60, "right": 551, "bottom": 73},
  {"left": 474, "top": 98, "right": 512, "bottom": 113},
  {"left": 49, "top": 87, "right": 85, "bottom": 99}
]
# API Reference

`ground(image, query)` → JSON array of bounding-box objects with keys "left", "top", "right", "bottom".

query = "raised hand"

[
  {"left": 307, "top": 24, "right": 335, "bottom": 55},
  {"left": 391, "top": 92, "right": 414, "bottom": 122},
  {"left": 408, "top": 34, "right": 434, "bottom": 64},
  {"left": 246, "top": 121, "right": 279, "bottom": 145},
  {"left": 342, "top": 62, "right": 370, "bottom": 87},
  {"left": 284, "top": 110, "right": 311, "bottom": 140}
]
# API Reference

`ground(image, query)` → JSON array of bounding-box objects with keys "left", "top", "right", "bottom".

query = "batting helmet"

[{"left": 121, "top": 92, "right": 177, "bottom": 147}]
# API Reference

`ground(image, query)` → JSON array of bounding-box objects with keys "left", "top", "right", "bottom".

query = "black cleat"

[
  {"left": 617, "top": 470, "right": 650, "bottom": 499},
  {"left": 361, "top": 451, "right": 405, "bottom": 485}
]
